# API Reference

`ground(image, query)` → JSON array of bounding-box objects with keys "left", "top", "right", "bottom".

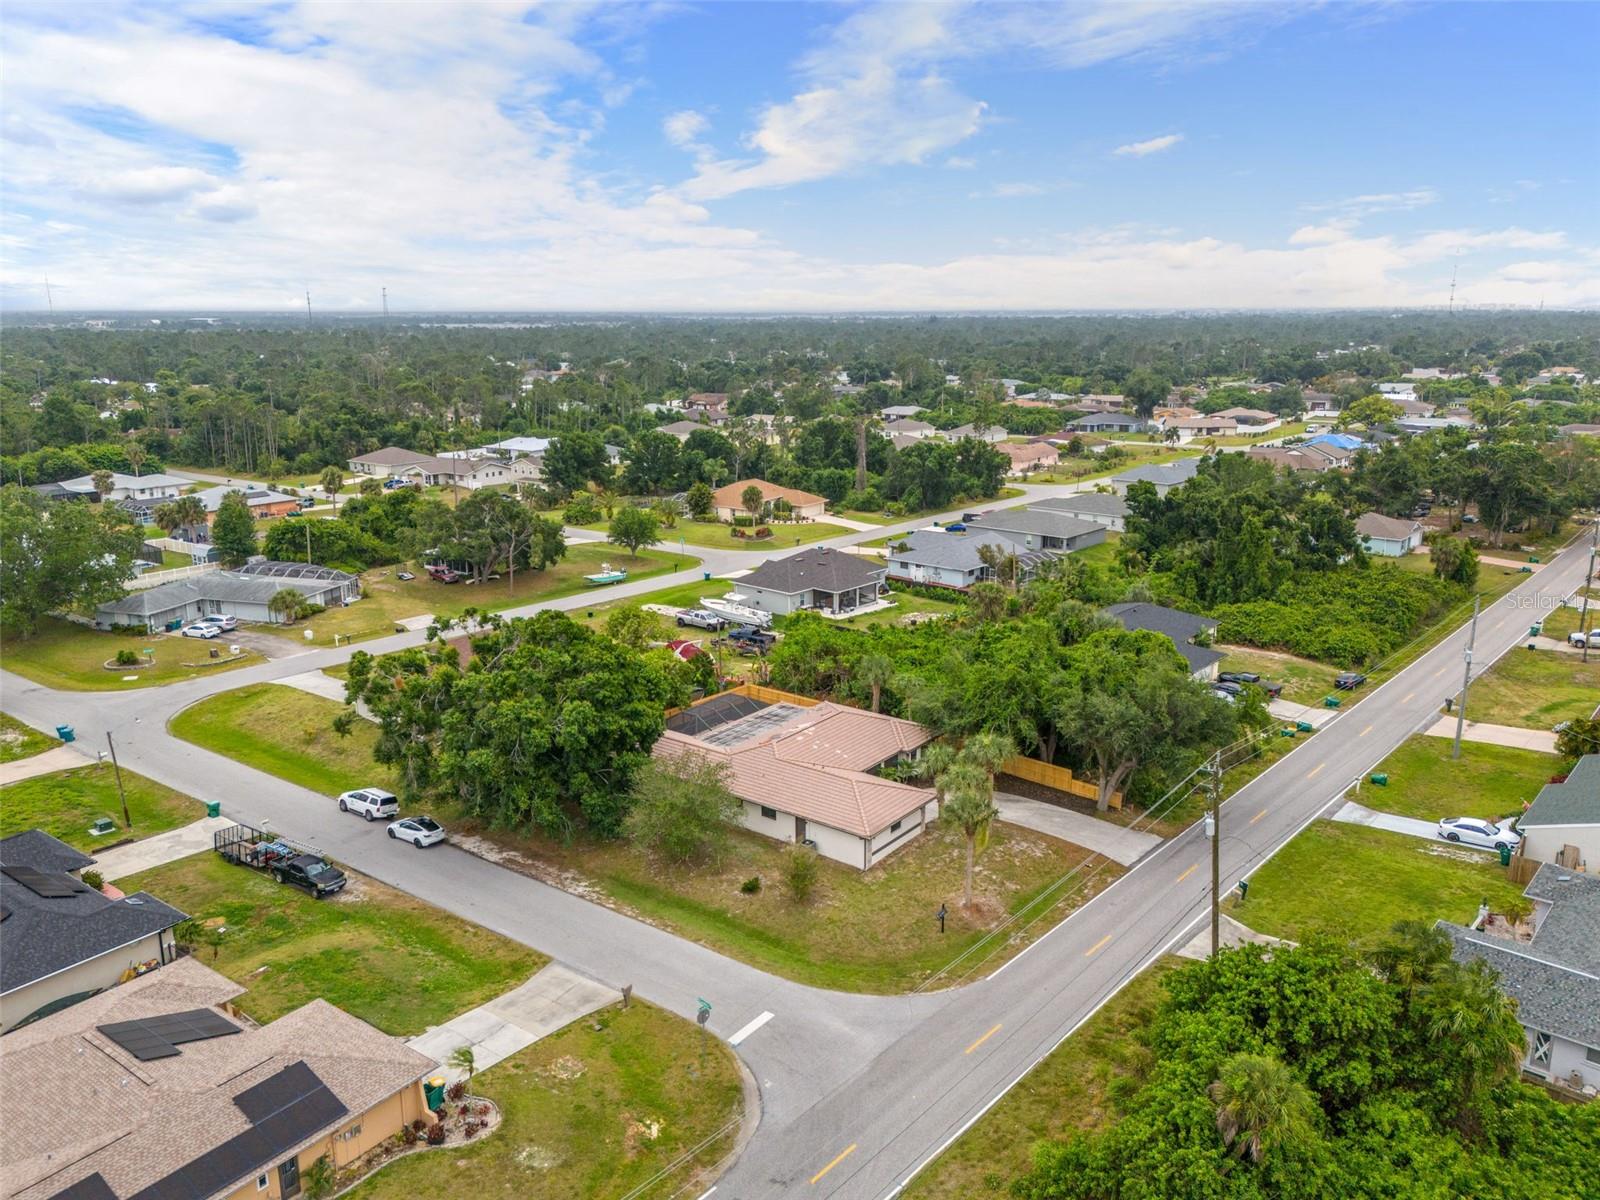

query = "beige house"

[
  {"left": 348, "top": 446, "right": 435, "bottom": 477},
  {"left": 996, "top": 442, "right": 1059, "bottom": 475},
  {"left": 394, "top": 454, "right": 541, "bottom": 491},
  {"left": 711, "top": 478, "right": 828, "bottom": 522},
  {"left": 4, "top": 957, "right": 436, "bottom": 1200}
]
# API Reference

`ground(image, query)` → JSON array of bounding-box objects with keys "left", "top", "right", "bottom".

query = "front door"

[
  {"left": 795, "top": 818, "right": 807, "bottom": 845},
  {"left": 278, "top": 1156, "right": 301, "bottom": 1197}
]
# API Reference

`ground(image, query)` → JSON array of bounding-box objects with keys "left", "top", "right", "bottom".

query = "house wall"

[
  {"left": 806, "top": 821, "right": 870, "bottom": 870},
  {"left": 1051, "top": 509, "right": 1124, "bottom": 533},
  {"left": 866, "top": 802, "right": 936, "bottom": 866},
  {"left": 886, "top": 559, "right": 977, "bottom": 589},
  {"left": 1519, "top": 824, "right": 1598, "bottom": 871},
  {"left": 739, "top": 584, "right": 805, "bottom": 616},
  {"left": 741, "top": 800, "right": 798, "bottom": 845},
  {"left": 0, "top": 930, "right": 170, "bottom": 1033},
  {"left": 712, "top": 499, "right": 826, "bottom": 522}
]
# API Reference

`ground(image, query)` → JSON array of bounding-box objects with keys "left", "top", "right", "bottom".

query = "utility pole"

[
  {"left": 1452, "top": 594, "right": 1481, "bottom": 760},
  {"left": 105, "top": 731, "right": 132, "bottom": 830},
  {"left": 1205, "top": 750, "right": 1222, "bottom": 957},
  {"left": 305, "top": 518, "right": 312, "bottom": 564},
  {"left": 1580, "top": 518, "right": 1599, "bottom": 665}
]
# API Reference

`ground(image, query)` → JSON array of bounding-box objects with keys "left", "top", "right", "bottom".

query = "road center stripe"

[
  {"left": 729, "top": 1011, "right": 775, "bottom": 1046},
  {"left": 811, "top": 1143, "right": 857, "bottom": 1184},
  {"left": 1085, "top": 934, "right": 1112, "bottom": 957},
  {"left": 1176, "top": 864, "right": 1197, "bottom": 883},
  {"left": 1359, "top": 724, "right": 1373, "bottom": 737},
  {"left": 1306, "top": 762, "right": 1326, "bottom": 779},
  {"left": 965, "top": 1023, "right": 1003, "bottom": 1055},
  {"left": 1250, "top": 809, "right": 1267, "bottom": 824}
]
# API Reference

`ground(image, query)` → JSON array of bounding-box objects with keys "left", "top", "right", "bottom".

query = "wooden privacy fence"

[{"left": 670, "top": 683, "right": 1122, "bottom": 808}]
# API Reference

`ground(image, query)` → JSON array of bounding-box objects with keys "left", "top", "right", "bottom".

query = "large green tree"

[
  {"left": 210, "top": 490, "right": 258, "bottom": 566},
  {"left": 0, "top": 485, "right": 144, "bottom": 635},
  {"left": 607, "top": 505, "right": 661, "bottom": 560}
]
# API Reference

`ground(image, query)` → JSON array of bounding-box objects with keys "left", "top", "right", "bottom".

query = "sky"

[{"left": 1, "top": 0, "right": 1596, "bottom": 311}]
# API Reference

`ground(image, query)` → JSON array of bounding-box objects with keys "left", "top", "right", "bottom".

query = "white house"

[
  {"left": 1515, "top": 756, "right": 1599, "bottom": 871},
  {"left": 393, "top": 454, "right": 541, "bottom": 491},
  {"left": 729, "top": 547, "right": 886, "bottom": 616},
  {"left": 94, "top": 561, "right": 361, "bottom": 631},
  {"left": 881, "top": 418, "right": 936, "bottom": 440},
  {"left": 1027, "top": 492, "right": 1129, "bottom": 532},
  {"left": 939, "top": 423, "right": 1008, "bottom": 443},
  {"left": 1355, "top": 511, "right": 1424, "bottom": 557},
  {"left": 886, "top": 528, "right": 1061, "bottom": 591},
  {"left": 54, "top": 473, "right": 186, "bottom": 503},
  {"left": 1110, "top": 458, "right": 1201, "bottom": 496},
  {"left": 348, "top": 447, "right": 435, "bottom": 477}
]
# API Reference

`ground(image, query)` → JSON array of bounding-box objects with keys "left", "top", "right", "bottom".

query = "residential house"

[
  {"left": 0, "top": 830, "right": 186, "bottom": 1034},
  {"left": 1164, "top": 416, "right": 1238, "bottom": 442},
  {"left": 1392, "top": 396, "right": 1438, "bottom": 417},
  {"left": 1355, "top": 512, "right": 1424, "bottom": 557},
  {"left": 710, "top": 478, "right": 828, "bottom": 522},
  {"left": 885, "top": 527, "right": 1060, "bottom": 590},
  {"left": 52, "top": 473, "right": 187, "bottom": 503},
  {"left": 1109, "top": 458, "right": 1201, "bottom": 496},
  {"left": 878, "top": 404, "right": 927, "bottom": 419},
  {"left": 193, "top": 486, "right": 301, "bottom": 522},
  {"left": 1245, "top": 443, "right": 1352, "bottom": 474},
  {"left": 1103, "top": 601, "right": 1224, "bottom": 679},
  {"left": 1302, "top": 390, "right": 1339, "bottom": 414},
  {"left": 730, "top": 547, "right": 886, "bottom": 616},
  {"left": 1440, "top": 865, "right": 1600, "bottom": 1095},
  {"left": 657, "top": 419, "right": 715, "bottom": 442},
  {"left": 881, "top": 418, "right": 936, "bottom": 440},
  {"left": 940, "top": 423, "right": 1008, "bottom": 443},
  {"left": 1068, "top": 394, "right": 1129, "bottom": 413},
  {"left": 2, "top": 956, "right": 435, "bottom": 1200},
  {"left": 656, "top": 693, "right": 936, "bottom": 869},
  {"left": 94, "top": 562, "right": 360, "bottom": 631},
  {"left": 30, "top": 481, "right": 93, "bottom": 502},
  {"left": 1304, "top": 432, "right": 1367, "bottom": 455},
  {"left": 1210, "top": 407, "right": 1281, "bottom": 431},
  {"left": 1067, "top": 412, "right": 1144, "bottom": 435},
  {"left": 887, "top": 433, "right": 922, "bottom": 451},
  {"left": 1378, "top": 382, "right": 1418, "bottom": 398},
  {"left": 1396, "top": 415, "right": 1475, "bottom": 435},
  {"left": 996, "top": 442, "right": 1060, "bottom": 475},
  {"left": 1027, "top": 492, "right": 1129, "bottom": 532},
  {"left": 964, "top": 509, "right": 1106, "bottom": 553},
  {"left": 393, "top": 454, "right": 540, "bottom": 491},
  {"left": 1515, "top": 755, "right": 1599, "bottom": 871},
  {"left": 347, "top": 447, "right": 434, "bottom": 478},
  {"left": 685, "top": 392, "right": 728, "bottom": 410},
  {"left": 480, "top": 435, "right": 552, "bottom": 458}
]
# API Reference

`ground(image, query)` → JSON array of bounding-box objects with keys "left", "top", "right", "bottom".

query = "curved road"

[{"left": 2, "top": 490, "right": 1588, "bottom": 1199}]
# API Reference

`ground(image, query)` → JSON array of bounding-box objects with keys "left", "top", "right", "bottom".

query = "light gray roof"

[
  {"left": 1520, "top": 755, "right": 1600, "bottom": 828},
  {"left": 349, "top": 446, "right": 432, "bottom": 466},
  {"left": 738, "top": 547, "right": 886, "bottom": 595},
  {"left": 888, "top": 528, "right": 1033, "bottom": 571},
  {"left": 1443, "top": 925, "right": 1600, "bottom": 1049},
  {"left": 1524, "top": 865, "right": 1600, "bottom": 974},
  {"left": 192, "top": 486, "right": 296, "bottom": 513},
  {"left": 98, "top": 564, "right": 356, "bottom": 617},
  {"left": 1028, "top": 493, "right": 1129, "bottom": 519},
  {"left": 883, "top": 418, "right": 934, "bottom": 434},
  {"left": 879, "top": 405, "right": 926, "bottom": 419},
  {"left": 1355, "top": 511, "right": 1422, "bottom": 541},
  {"left": 58, "top": 473, "right": 189, "bottom": 494},
  {"left": 966, "top": 509, "right": 1104, "bottom": 541},
  {"left": 1067, "top": 412, "right": 1142, "bottom": 429},
  {"left": 945, "top": 423, "right": 1006, "bottom": 438},
  {"left": 1113, "top": 458, "right": 1201, "bottom": 488}
]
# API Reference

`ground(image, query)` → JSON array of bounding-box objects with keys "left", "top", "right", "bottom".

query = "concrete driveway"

[
  {"left": 995, "top": 794, "right": 1162, "bottom": 866},
  {"left": 1332, "top": 800, "right": 1493, "bottom": 852}
]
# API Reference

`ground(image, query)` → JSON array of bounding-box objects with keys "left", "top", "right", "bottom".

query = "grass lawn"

[
  {"left": 1, "top": 617, "right": 262, "bottom": 692},
  {"left": 1218, "top": 646, "right": 1341, "bottom": 706},
  {"left": 261, "top": 543, "right": 697, "bottom": 644},
  {"left": 655, "top": 518, "right": 854, "bottom": 550},
  {"left": 1465, "top": 645, "right": 1600, "bottom": 728},
  {"left": 1210, "top": 421, "right": 1308, "bottom": 446},
  {"left": 0, "top": 712, "right": 55, "bottom": 763},
  {"left": 1025, "top": 447, "right": 1197, "bottom": 486},
  {"left": 820, "top": 589, "right": 966, "bottom": 629},
  {"left": 905, "top": 960, "right": 1181, "bottom": 1200},
  {"left": 1223, "top": 820, "right": 1527, "bottom": 945},
  {"left": 831, "top": 487, "right": 1026, "bottom": 526},
  {"left": 170, "top": 684, "right": 392, "bottom": 796},
  {"left": 345, "top": 1001, "right": 742, "bottom": 1200},
  {"left": 1359, "top": 735, "right": 1560, "bottom": 823},
  {"left": 1536, "top": 606, "right": 1586, "bottom": 644},
  {"left": 0, "top": 763, "right": 203, "bottom": 849},
  {"left": 122, "top": 853, "right": 544, "bottom": 1034}
]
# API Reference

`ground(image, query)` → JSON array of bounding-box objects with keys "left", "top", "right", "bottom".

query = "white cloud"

[
  {"left": 944, "top": 155, "right": 977, "bottom": 169},
  {"left": 1312, "top": 189, "right": 1439, "bottom": 216},
  {"left": 92, "top": 165, "right": 220, "bottom": 204},
  {"left": 971, "top": 181, "right": 1045, "bottom": 199},
  {"left": 663, "top": 109, "right": 710, "bottom": 149},
  {"left": 1113, "top": 133, "right": 1182, "bottom": 158}
]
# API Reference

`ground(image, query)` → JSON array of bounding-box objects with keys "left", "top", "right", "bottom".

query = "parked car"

[
  {"left": 726, "top": 626, "right": 776, "bottom": 653},
  {"left": 1210, "top": 688, "right": 1236, "bottom": 704},
  {"left": 1436, "top": 816, "right": 1522, "bottom": 852},
  {"left": 298, "top": 496, "right": 318, "bottom": 509},
  {"left": 677, "top": 608, "right": 728, "bottom": 630},
  {"left": 1211, "top": 680, "right": 1244, "bottom": 696},
  {"left": 1259, "top": 680, "right": 1285, "bottom": 700},
  {"left": 338, "top": 788, "right": 399, "bottom": 821},
  {"left": 1567, "top": 629, "right": 1600, "bottom": 649},
  {"left": 1334, "top": 672, "right": 1367, "bottom": 690},
  {"left": 388, "top": 815, "right": 446, "bottom": 848},
  {"left": 1217, "top": 671, "right": 1260, "bottom": 685},
  {"left": 181, "top": 623, "right": 220, "bottom": 639},
  {"left": 383, "top": 477, "right": 409, "bottom": 490},
  {"left": 426, "top": 564, "right": 461, "bottom": 583},
  {"left": 197, "top": 614, "right": 237, "bottom": 633}
]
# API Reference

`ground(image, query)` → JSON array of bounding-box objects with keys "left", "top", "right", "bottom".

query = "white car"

[
  {"left": 1436, "top": 816, "right": 1521, "bottom": 851},
  {"left": 1567, "top": 629, "right": 1600, "bottom": 649},
  {"left": 388, "top": 815, "right": 446, "bottom": 847},
  {"left": 338, "top": 788, "right": 399, "bottom": 821},
  {"left": 197, "top": 614, "right": 238, "bottom": 633},
  {"left": 181, "top": 623, "right": 220, "bottom": 639}
]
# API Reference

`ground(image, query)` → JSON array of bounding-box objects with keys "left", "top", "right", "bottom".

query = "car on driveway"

[
  {"left": 388, "top": 815, "right": 446, "bottom": 847},
  {"left": 338, "top": 788, "right": 399, "bottom": 821},
  {"left": 1218, "top": 671, "right": 1260, "bottom": 685},
  {"left": 1567, "top": 629, "right": 1600, "bottom": 648},
  {"left": 197, "top": 614, "right": 238, "bottom": 633},
  {"left": 1211, "top": 680, "right": 1243, "bottom": 696},
  {"left": 1436, "top": 816, "right": 1521, "bottom": 851},
  {"left": 676, "top": 608, "right": 728, "bottom": 630},
  {"left": 181, "top": 623, "right": 220, "bottom": 639},
  {"left": 1334, "top": 672, "right": 1367, "bottom": 690}
]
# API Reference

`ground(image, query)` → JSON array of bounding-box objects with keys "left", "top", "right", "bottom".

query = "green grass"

[
  {"left": 832, "top": 486, "right": 1026, "bottom": 526},
  {"left": 121, "top": 853, "right": 544, "bottom": 1034},
  {"left": 905, "top": 960, "right": 1181, "bottom": 1200},
  {"left": 1218, "top": 647, "right": 1341, "bottom": 706},
  {"left": 344, "top": 1001, "right": 742, "bottom": 1200},
  {"left": 1464, "top": 645, "right": 1600, "bottom": 728},
  {"left": 262, "top": 543, "right": 698, "bottom": 643},
  {"left": 0, "top": 763, "right": 203, "bottom": 849},
  {"left": 651, "top": 518, "right": 855, "bottom": 550},
  {"left": 1359, "top": 735, "right": 1559, "bottom": 823},
  {"left": 1, "top": 617, "right": 262, "bottom": 691},
  {"left": 0, "top": 712, "right": 56, "bottom": 763},
  {"left": 170, "top": 684, "right": 392, "bottom": 796},
  {"left": 1223, "top": 821, "right": 1527, "bottom": 945}
]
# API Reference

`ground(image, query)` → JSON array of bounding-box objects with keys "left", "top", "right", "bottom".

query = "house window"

[
  {"left": 889, "top": 820, "right": 902, "bottom": 833},
  {"left": 257, "top": 1175, "right": 269, "bottom": 1191},
  {"left": 1587, "top": 1046, "right": 1600, "bottom": 1067},
  {"left": 1530, "top": 1030, "right": 1553, "bottom": 1071},
  {"left": 759, "top": 806, "right": 777, "bottom": 820}
]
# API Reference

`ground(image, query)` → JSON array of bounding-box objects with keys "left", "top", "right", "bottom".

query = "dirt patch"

[
  {"left": 331, "top": 875, "right": 373, "bottom": 903},
  {"left": 516, "top": 1144, "right": 563, "bottom": 1171},
  {"left": 541, "top": 1055, "right": 587, "bottom": 1083},
  {"left": 1418, "top": 844, "right": 1492, "bottom": 866},
  {"left": 622, "top": 1115, "right": 663, "bottom": 1156},
  {"left": 452, "top": 833, "right": 617, "bottom": 908},
  {"left": 0, "top": 731, "right": 27, "bottom": 752}
]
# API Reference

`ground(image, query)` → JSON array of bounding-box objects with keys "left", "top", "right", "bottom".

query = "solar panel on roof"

[
  {"left": 234, "top": 1059, "right": 324, "bottom": 1122},
  {"left": 46, "top": 1173, "right": 118, "bottom": 1200},
  {"left": 0, "top": 864, "right": 89, "bottom": 898},
  {"left": 98, "top": 1008, "right": 239, "bottom": 1061}
]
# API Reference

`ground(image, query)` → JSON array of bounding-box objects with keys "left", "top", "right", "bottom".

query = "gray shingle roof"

[
  {"left": 1442, "top": 926, "right": 1600, "bottom": 1049},
  {"left": 1519, "top": 755, "right": 1600, "bottom": 829},
  {"left": 98, "top": 563, "right": 357, "bottom": 618},
  {"left": 965, "top": 509, "right": 1104, "bottom": 541},
  {"left": 1113, "top": 458, "right": 1201, "bottom": 488},
  {"left": 738, "top": 548, "right": 885, "bottom": 595},
  {"left": 1103, "top": 601, "right": 1224, "bottom": 675},
  {"left": 1028, "top": 493, "right": 1129, "bottom": 519},
  {"left": 1524, "top": 865, "right": 1600, "bottom": 975},
  {"left": 349, "top": 446, "right": 431, "bottom": 465},
  {"left": 887, "top": 528, "right": 1044, "bottom": 572},
  {"left": 0, "top": 831, "right": 187, "bottom": 997}
]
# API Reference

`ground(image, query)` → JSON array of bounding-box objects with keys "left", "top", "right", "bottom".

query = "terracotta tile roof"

[
  {"left": 996, "top": 442, "right": 1058, "bottom": 464},
  {"left": 711, "top": 478, "right": 826, "bottom": 509}
]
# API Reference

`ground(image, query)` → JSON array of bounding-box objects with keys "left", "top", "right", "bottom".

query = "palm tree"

[
  {"left": 856, "top": 652, "right": 894, "bottom": 713},
  {"left": 168, "top": 495, "right": 206, "bottom": 541},
  {"left": 976, "top": 542, "right": 1020, "bottom": 591},
  {"left": 1372, "top": 919, "right": 1453, "bottom": 996},
  {"left": 319, "top": 465, "right": 344, "bottom": 512},
  {"left": 1208, "top": 1052, "right": 1317, "bottom": 1165},
  {"left": 267, "top": 588, "right": 303, "bottom": 625},
  {"left": 1418, "top": 959, "right": 1525, "bottom": 1116},
  {"left": 938, "top": 760, "right": 996, "bottom": 908},
  {"left": 741, "top": 483, "right": 765, "bottom": 525},
  {"left": 91, "top": 469, "right": 115, "bottom": 503},
  {"left": 448, "top": 1044, "right": 476, "bottom": 1086},
  {"left": 961, "top": 730, "right": 1015, "bottom": 785},
  {"left": 124, "top": 442, "right": 148, "bottom": 477},
  {"left": 152, "top": 502, "right": 181, "bottom": 538}
]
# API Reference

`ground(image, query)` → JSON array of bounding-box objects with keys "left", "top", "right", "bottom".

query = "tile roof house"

[
  {"left": 995, "top": 442, "right": 1060, "bottom": 474},
  {"left": 1440, "top": 864, "right": 1600, "bottom": 1097},
  {"left": 878, "top": 405, "right": 927, "bottom": 419},
  {"left": 656, "top": 694, "right": 936, "bottom": 869},
  {"left": 1163, "top": 416, "right": 1238, "bottom": 441},
  {"left": 1066, "top": 412, "right": 1144, "bottom": 434},
  {"left": 1026, "top": 492, "right": 1129, "bottom": 532},
  {"left": 939, "top": 423, "right": 1008, "bottom": 444},
  {"left": 0, "top": 830, "right": 187, "bottom": 1034},
  {"left": 2, "top": 957, "right": 436, "bottom": 1200},
  {"left": 710, "top": 478, "right": 828, "bottom": 523},
  {"left": 1103, "top": 601, "right": 1224, "bottom": 680},
  {"left": 885, "top": 528, "right": 1060, "bottom": 591},
  {"left": 1516, "top": 755, "right": 1600, "bottom": 871},
  {"left": 192, "top": 486, "right": 300, "bottom": 521},
  {"left": 1109, "top": 457, "right": 1202, "bottom": 496},
  {"left": 732, "top": 547, "right": 886, "bottom": 616},
  {"left": 657, "top": 419, "right": 715, "bottom": 441},
  {"left": 94, "top": 562, "right": 360, "bottom": 631},
  {"left": 1209, "top": 407, "right": 1280, "bottom": 427},
  {"left": 1354, "top": 511, "right": 1424, "bottom": 557},
  {"left": 1245, "top": 444, "right": 1353, "bottom": 474},
  {"left": 392, "top": 454, "right": 541, "bottom": 491}
]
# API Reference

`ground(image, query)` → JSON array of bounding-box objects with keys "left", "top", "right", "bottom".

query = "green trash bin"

[
  {"left": 1296, "top": 720, "right": 1314, "bottom": 733},
  {"left": 205, "top": 801, "right": 221, "bottom": 819},
  {"left": 1323, "top": 694, "right": 1342, "bottom": 708},
  {"left": 55, "top": 724, "right": 75, "bottom": 742},
  {"left": 1499, "top": 844, "right": 1512, "bottom": 867},
  {"left": 424, "top": 1076, "right": 446, "bottom": 1111},
  {"left": 1370, "top": 772, "right": 1388, "bottom": 787}
]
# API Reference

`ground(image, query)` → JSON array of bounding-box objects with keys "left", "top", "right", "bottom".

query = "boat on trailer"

[{"left": 699, "top": 592, "right": 772, "bottom": 627}]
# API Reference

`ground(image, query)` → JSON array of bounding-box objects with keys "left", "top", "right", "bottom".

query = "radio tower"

[
  {"left": 305, "top": 289, "right": 313, "bottom": 327},
  {"left": 1447, "top": 249, "right": 1460, "bottom": 314},
  {"left": 381, "top": 286, "right": 389, "bottom": 320},
  {"left": 43, "top": 277, "right": 54, "bottom": 316}
]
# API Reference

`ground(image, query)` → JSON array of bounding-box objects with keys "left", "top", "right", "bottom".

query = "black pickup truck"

[{"left": 213, "top": 822, "right": 347, "bottom": 898}]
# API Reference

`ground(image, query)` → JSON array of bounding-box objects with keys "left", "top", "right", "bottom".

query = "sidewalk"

[
  {"left": 0, "top": 743, "right": 93, "bottom": 785},
  {"left": 1423, "top": 717, "right": 1558, "bottom": 753},
  {"left": 408, "top": 963, "right": 618, "bottom": 1082},
  {"left": 90, "top": 815, "right": 237, "bottom": 881},
  {"left": 995, "top": 794, "right": 1163, "bottom": 866}
]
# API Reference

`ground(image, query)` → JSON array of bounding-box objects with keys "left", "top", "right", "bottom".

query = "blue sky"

[{"left": 1, "top": 1, "right": 1595, "bottom": 309}]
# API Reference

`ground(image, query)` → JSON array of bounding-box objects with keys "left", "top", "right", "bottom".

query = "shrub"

[
  {"left": 740, "top": 876, "right": 761, "bottom": 894},
  {"left": 564, "top": 492, "right": 602, "bottom": 525},
  {"left": 411, "top": 1118, "right": 428, "bottom": 1133},
  {"left": 82, "top": 869, "right": 104, "bottom": 890},
  {"left": 754, "top": 526, "right": 772, "bottom": 538},
  {"left": 446, "top": 1081, "right": 466, "bottom": 1102},
  {"left": 400, "top": 1125, "right": 419, "bottom": 1146},
  {"left": 115, "top": 649, "right": 140, "bottom": 666},
  {"left": 782, "top": 844, "right": 820, "bottom": 903},
  {"left": 425, "top": 1122, "right": 446, "bottom": 1146}
]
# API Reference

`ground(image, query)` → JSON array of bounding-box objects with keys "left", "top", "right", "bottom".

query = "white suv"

[{"left": 338, "top": 788, "right": 399, "bottom": 821}]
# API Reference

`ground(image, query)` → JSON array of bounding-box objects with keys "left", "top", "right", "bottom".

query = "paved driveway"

[
  {"left": 1331, "top": 800, "right": 1492, "bottom": 852},
  {"left": 995, "top": 794, "right": 1162, "bottom": 866}
]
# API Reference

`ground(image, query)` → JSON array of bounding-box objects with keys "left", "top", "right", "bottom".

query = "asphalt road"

[{"left": 1, "top": 499, "right": 1589, "bottom": 1200}]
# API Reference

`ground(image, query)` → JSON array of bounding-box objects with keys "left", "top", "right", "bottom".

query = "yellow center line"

[
  {"left": 1250, "top": 809, "right": 1267, "bottom": 824},
  {"left": 1176, "top": 864, "right": 1198, "bottom": 884},
  {"left": 1306, "top": 762, "right": 1326, "bottom": 780},
  {"left": 965, "top": 1023, "right": 1003, "bottom": 1055},
  {"left": 810, "top": 1144, "right": 857, "bottom": 1185},
  {"left": 1432, "top": 667, "right": 1445, "bottom": 677},
  {"left": 1359, "top": 724, "right": 1373, "bottom": 737},
  {"left": 1085, "top": 934, "right": 1112, "bottom": 957},
  {"left": 1402, "top": 692, "right": 1414, "bottom": 703}
]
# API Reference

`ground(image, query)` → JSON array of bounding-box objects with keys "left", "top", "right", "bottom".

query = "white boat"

[{"left": 699, "top": 592, "right": 772, "bottom": 627}]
